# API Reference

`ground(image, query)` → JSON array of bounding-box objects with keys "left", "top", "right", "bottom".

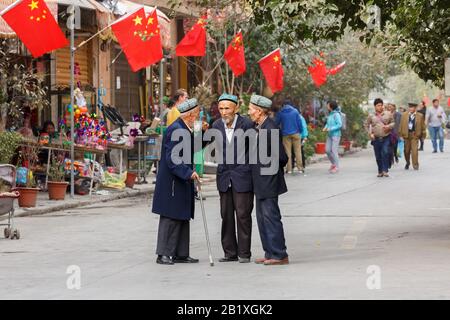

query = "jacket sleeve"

[
  {"left": 274, "top": 112, "right": 282, "bottom": 128},
  {"left": 421, "top": 115, "right": 427, "bottom": 138},
  {"left": 387, "top": 114, "right": 395, "bottom": 130},
  {"left": 164, "top": 128, "right": 194, "bottom": 181},
  {"left": 296, "top": 113, "right": 303, "bottom": 135},
  {"left": 279, "top": 130, "right": 288, "bottom": 168},
  {"left": 300, "top": 116, "right": 308, "bottom": 138},
  {"left": 364, "top": 115, "right": 372, "bottom": 134}
]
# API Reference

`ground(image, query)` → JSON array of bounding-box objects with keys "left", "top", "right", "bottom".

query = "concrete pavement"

[{"left": 1, "top": 141, "right": 450, "bottom": 299}]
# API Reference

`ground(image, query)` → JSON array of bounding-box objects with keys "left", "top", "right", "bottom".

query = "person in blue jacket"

[
  {"left": 323, "top": 100, "right": 342, "bottom": 173},
  {"left": 275, "top": 99, "right": 304, "bottom": 174},
  {"left": 152, "top": 98, "right": 205, "bottom": 265}
]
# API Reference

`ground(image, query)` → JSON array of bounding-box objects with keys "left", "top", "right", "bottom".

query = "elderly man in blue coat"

[
  {"left": 212, "top": 93, "right": 255, "bottom": 263},
  {"left": 248, "top": 94, "right": 289, "bottom": 266},
  {"left": 152, "top": 98, "right": 204, "bottom": 265}
]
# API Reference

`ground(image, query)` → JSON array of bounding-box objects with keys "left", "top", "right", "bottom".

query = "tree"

[
  {"left": 0, "top": 40, "right": 49, "bottom": 132},
  {"left": 247, "top": 0, "right": 450, "bottom": 88}
]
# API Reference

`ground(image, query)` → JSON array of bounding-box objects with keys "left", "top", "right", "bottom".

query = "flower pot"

[
  {"left": 126, "top": 172, "right": 137, "bottom": 188},
  {"left": 342, "top": 140, "right": 352, "bottom": 151},
  {"left": 17, "top": 187, "right": 39, "bottom": 208},
  {"left": 315, "top": 142, "right": 326, "bottom": 154},
  {"left": 47, "top": 181, "right": 69, "bottom": 200}
]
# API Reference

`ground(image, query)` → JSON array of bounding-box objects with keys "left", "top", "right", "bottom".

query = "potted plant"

[
  {"left": 47, "top": 151, "right": 68, "bottom": 200},
  {"left": 0, "top": 131, "right": 22, "bottom": 164},
  {"left": 16, "top": 141, "right": 40, "bottom": 207},
  {"left": 310, "top": 128, "right": 327, "bottom": 154}
]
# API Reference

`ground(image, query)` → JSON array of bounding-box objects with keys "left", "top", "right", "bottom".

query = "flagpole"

[
  {"left": 202, "top": 55, "right": 224, "bottom": 85},
  {"left": 76, "top": 24, "right": 111, "bottom": 50},
  {"left": 69, "top": 5, "right": 75, "bottom": 198},
  {"left": 257, "top": 48, "right": 281, "bottom": 63}
]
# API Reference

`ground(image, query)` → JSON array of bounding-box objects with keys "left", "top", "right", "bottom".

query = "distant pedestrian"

[
  {"left": 275, "top": 98, "right": 304, "bottom": 174},
  {"left": 399, "top": 102, "right": 426, "bottom": 170},
  {"left": 323, "top": 101, "right": 342, "bottom": 174},
  {"left": 417, "top": 101, "right": 427, "bottom": 151},
  {"left": 166, "top": 89, "right": 188, "bottom": 126},
  {"left": 426, "top": 98, "right": 447, "bottom": 153},
  {"left": 387, "top": 103, "right": 402, "bottom": 166},
  {"left": 365, "top": 98, "right": 394, "bottom": 177}
]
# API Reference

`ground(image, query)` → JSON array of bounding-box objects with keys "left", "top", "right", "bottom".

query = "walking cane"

[{"left": 196, "top": 180, "right": 214, "bottom": 266}]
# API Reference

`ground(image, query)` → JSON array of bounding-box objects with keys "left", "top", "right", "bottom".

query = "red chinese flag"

[
  {"left": 224, "top": 32, "right": 246, "bottom": 77},
  {"left": 1, "top": 0, "right": 68, "bottom": 58},
  {"left": 258, "top": 48, "right": 284, "bottom": 93},
  {"left": 143, "top": 9, "right": 163, "bottom": 65},
  {"left": 176, "top": 16, "right": 206, "bottom": 57},
  {"left": 327, "top": 61, "right": 346, "bottom": 75},
  {"left": 111, "top": 8, "right": 163, "bottom": 72},
  {"left": 308, "top": 58, "right": 327, "bottom": 87}
]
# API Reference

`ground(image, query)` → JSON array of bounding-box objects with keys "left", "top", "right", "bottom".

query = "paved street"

[{"left": 2, "top": 141, "right": 450, "bottom": 299}]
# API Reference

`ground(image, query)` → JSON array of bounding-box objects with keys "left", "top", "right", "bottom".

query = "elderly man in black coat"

[
  {"left": 152, "top": 98, "right": 204, "bottom": 265},
  {"left": 212, "top": 93, "right": 255, "bottom": 263},
  {"left": 247, "top": 94, "right": 289, "bottom": 266}
]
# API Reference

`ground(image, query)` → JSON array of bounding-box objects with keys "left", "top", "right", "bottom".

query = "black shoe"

[
  {"left": 405, "top": 164, "right": 410, "bottom": 170},
  {"left": 433, "top": 150, "right": 437, "bottom": 153},
  {"left": 238, "top": 257, "right": 251, "bottom": 263},
  {"left": 156, "top": 255, "right": 174, "bottom": 265},
  {"left": 173, "top": 256, "right": 199, "bottom": 263},
  {"left": 219, "top": 257, "right": 238, "bottom": 262}
]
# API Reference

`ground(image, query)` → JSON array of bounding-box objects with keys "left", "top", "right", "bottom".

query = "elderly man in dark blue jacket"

[
  {"left": 275, "top": 99, "right": 304, "bottom": 174},
  {"left": 212, "top": 93, "right": 255, "bottom": 263},
  {"left": 152, "top": 98, "right": 204, "bottom": 265},
  {"left": 248, "top": 95, "right": 289, "bottom": 266}
]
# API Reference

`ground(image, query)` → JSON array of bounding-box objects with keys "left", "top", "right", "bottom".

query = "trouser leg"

[
  {"left": 331, "top": 136, "right": 340, "bottom": 167},
  {"left": 219, "top": 189, "right": 238, "bottom": 258},
  {"left": 156, "top": 216, "right": 182, "bottom": 257},
  {"left": 282, "top": 135, "right": 293, "bottom": 173},
  {"left": 439, "top": 127, "right": 444, "bottom": 151},
  {"left": 175, "top": 220, "right": 190, "bottom": 258},
  {"left": 292, "top": 134, "right": 303, "bottom": 170},
  {"left": 255, "top": 198, "right": 270, "bottom": 259},
  {"left": 301, "top": 144, "right": 306, "bottom": 169},
  {"left": 373, "top": 139, "right": 383, "bottom": 173},
  {"left": 257, "top": 197, "right": 288, "bottom": 260},
  {"left": 232, "top": 190, "right": 254, "bottom": 259},
  {"left": 404, "top": 138, "right": 411, "bottom": 165},
  {"left": 411, "top": 138, "right": 419, "bottom": 168},
  {"left": 381, "top": 136, "right": 391, "bottom": 172},
  {"left": 429, "top": 126, "right": 438, "bottom": 151}
]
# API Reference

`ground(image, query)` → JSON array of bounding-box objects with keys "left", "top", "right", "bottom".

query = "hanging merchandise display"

[{"left": 65, "top": 88, "right": 111, "bottom": 150}]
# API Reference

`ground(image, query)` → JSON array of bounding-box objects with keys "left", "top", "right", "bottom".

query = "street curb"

[
  {"left": 306, "top": 147, "right": 363, "bottom": 165},
  {"left": 7, "top": 149, "right": 363, "bottom": 219},
  {"left": 7, "top": 175, "right": 217, "bottom": 219},
  {"left": 12, "top": 187, "right": 155, "bottom": 219}
]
